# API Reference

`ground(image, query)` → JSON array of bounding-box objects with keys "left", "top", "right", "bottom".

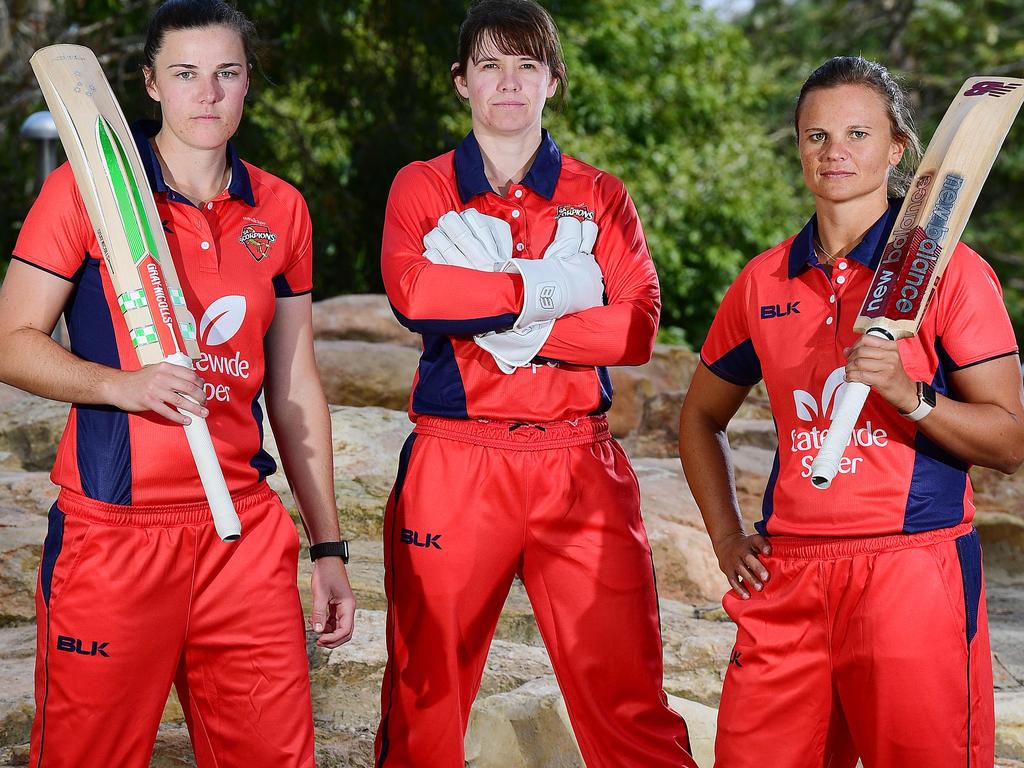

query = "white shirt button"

[
  {"left": 829, "top": 295, "right": 836, "bottom": 304},
  {"left": 206, "top": 202, "right": 214, "bottom": 210},
  {"left": 516, "top": 243, "right": 525, "bottom": 252},
  {"left": 514, "top": 189, "right": 523, "bottom": 199},
  {"left": 835, "top": 275, "right": 846, "bottom": 285},
  {"left": 837, "top": 261, "right": 848, "bottom": 270},
  {"left": 826, "top": 316, "right": 834, "bottom": 325},
  {"left": 200, "top": 241, "right": 210, "bottom": 250},
  {"left": 511, "top": 209, "right": 521, "bottom": 219}
]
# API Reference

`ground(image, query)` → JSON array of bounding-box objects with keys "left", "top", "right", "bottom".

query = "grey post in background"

[{"left": 20, "top": 111, "right": 68, "bottom": 346}]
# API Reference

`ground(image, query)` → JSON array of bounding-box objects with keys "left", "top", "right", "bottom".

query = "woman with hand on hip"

[{"left": 681, "top": 56, "right": 1023, "bottom": 767}]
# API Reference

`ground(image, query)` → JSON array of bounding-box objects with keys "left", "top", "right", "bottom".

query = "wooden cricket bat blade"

[{"left": 30, "top": 45, "right": 241, "bottom": 539}]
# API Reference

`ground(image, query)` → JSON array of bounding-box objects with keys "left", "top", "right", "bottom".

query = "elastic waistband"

[
  {"left": 767, "top": 522, "right": 974, "bottom": 560},
  {"left": 56, "top": 482, "right": 276, "bottom": 527},
  {"left": 413, "top": 415, "right": 611, "bottom": 451}
]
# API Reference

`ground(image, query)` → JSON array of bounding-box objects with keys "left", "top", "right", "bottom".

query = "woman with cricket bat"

[
  {"left": 374, "top": 1, "right": 697, "bottom": 765},
  {"left": 0, "top": 1, "right": 353, "bottom": 765},
  {"left": 680, "top": 55, "right": 1024, "bottom": 766}
]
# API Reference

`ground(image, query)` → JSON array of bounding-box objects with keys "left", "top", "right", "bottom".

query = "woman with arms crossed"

[
  {"left": 0, "top": 1, "right": 354, "bottom": 765},
  {"left": 681, "top": 56, "right": 1024, "bottom": 767},
  {"left": 376, "top": 1, "right": 696, "bottom": 765}
]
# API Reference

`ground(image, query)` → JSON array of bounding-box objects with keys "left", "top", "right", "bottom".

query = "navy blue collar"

[
  {"left": 454, "top": 129, "right": 562, "bottom": 203},
  {"left": 131, "top": 119, "right": 255, "bottom": 207},
  {"left": 787, "top": 199, "right": 901, "bottom": 278}
]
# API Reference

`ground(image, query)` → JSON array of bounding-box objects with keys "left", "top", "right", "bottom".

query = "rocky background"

[{"left": 0, "top": 294, "right": 1022, "bottom": 767}]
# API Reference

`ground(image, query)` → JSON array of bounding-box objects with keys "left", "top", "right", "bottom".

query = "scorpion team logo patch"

[
  {"left": 556, "top": 204, "right": 595, "bottom": 221},
  {"left": 238, "top": 224, "right": 278, "bottom": 262}
]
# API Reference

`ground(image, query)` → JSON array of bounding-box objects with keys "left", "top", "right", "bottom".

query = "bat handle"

[
  {"left": 809, "top": 327, "right": 892, "bottom": 490},
  {"left": 809, "top": 381, "right": 870, "bottom": 489},
  {"left": 166, "top": 353, "right": 241, "bottom": 541}
]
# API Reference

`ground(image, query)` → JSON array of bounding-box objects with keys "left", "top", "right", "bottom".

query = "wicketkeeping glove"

[
  {"left": 505, "top": 216, "right": 603, "bottom": 328},
  {"left": 422, "top": 209, "right": 512, "bottom": 270},
  {"left": 474, "top": 320, "right": 555, "bottom": 374}
]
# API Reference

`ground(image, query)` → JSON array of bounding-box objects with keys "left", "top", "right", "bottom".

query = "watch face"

[{"left": 920, "top": 382, "right": 937, "bottom": 407}]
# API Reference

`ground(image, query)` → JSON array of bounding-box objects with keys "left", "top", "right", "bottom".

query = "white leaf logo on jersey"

[
  {"left": 793, "top": 367, "right": 848, "bottom": 421},
  {"left": 199, "top": 295, "right": 247, "bottom": 346}
]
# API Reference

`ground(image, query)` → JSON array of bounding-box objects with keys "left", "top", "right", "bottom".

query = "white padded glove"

[
  {"left": 422, "top": 208, "right": 512, "bottom": 270},
  {"left": 505, "top": 216, "right": 603, "bottom": 328},
  {"left": 474, "top": 320, "right": 555, "bottom": 374}
]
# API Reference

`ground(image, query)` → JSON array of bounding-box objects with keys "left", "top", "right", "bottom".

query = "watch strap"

[
  {"left": 309, "top": 540, "right": 349, "bottom": 563},
  {"left": 902, "top": 382, "right": 936, "bottom": 422}
]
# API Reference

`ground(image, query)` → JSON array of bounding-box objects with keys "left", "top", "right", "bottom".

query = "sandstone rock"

[
  {"left": 627, "top": 388, "right": 775, "bottom": 459},
  {"left": 977, "top": 512, "right": 1024, "bottom": 583},
  {"left": 314, "top": 340, "right": 419, "bottom": 411},
  {"left": 660, "top": 605, "right": 735, "bottom": 707},
  {"left": 264, "top": 406, "right": 411, "bottom": 539},
  {"left": 0, "top": 473, "right": 58, "bottom": 520},
  {"left": 0, "top": 396, "right": 67, "bottom": 473},
  {"left": 972, "top": 465, "right": 1024, "bottom": 518},
  {"left": 624, "top": 391, "right": 682, "bottom": 458},
  {"left": 0, "top": 626, "right": 34, "bottom": 748},
  {"left": 633, "top": 458, "right": 724, "bottom": 604},
  {"left": 667, "top": 694, "right": 718, "bottom": 768},
  {"left": 998, "top": 690, "right": 1024, "bottom": 760},
  {"left": 463, "top": 678, "right": 718, "bottom": 768},
  {"left": 312, "top": 295, "right": 418, "bottom": 348},
  {"left": 0, "top": 485, "right": 52, "bottom": 626},
  {"left": 465, "top": 678, "right": 582, "bottom": 768},
  {"left": 0, "top": 385, "right": 29, "bottom": 411},
  {"left": 606, "top": 345, "right": 699, "bottom": 441}
]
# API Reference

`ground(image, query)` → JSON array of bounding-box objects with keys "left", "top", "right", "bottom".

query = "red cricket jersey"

[
  {"left": 13, "top": 121, "right": 312, "bottom": 506},
  {"left": 381, "top": 130, "right": 659, "bottom": 423},
  {"left": 701, "top": 203, "right": 1019, "bottom": 536}
]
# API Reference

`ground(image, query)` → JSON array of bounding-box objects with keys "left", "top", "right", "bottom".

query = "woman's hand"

[
  {"left": 310, "top": 558, "right": 357, "bottom": 648},
  {"left": 104, "top": 361, "right": 208, "bottom": 424},
  {"left": 713, "top": 531, "right": 771, "bottom": 599},
  {"left": 844, "top": 334, "right": 918, "bottom": 413}
]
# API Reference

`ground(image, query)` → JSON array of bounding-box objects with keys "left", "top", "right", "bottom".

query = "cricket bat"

[
  {"left": 810, "top": 76, "right": 1024, "bottom": 489},
  {"left": 30, "top": 44, "right": 241, "bottom": 540}
]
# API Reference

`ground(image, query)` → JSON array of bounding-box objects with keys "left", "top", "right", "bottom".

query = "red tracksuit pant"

[
  {"left": 715, "top": 523, "right": 994, "bottom": 767},
  {"left": 373, "top": 415, "right": 696, "bottom": 767},
  {"left": 29, "top": 483, "right": 315, "bottom": 768}
]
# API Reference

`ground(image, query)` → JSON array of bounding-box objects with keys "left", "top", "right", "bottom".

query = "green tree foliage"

[
  {"left": 237, "top": 0, "right": 804, "bottom": 343},
  {"left": 1, "top": 0, "right": 802, "bottom": 347},
  {"left": 546, "top": 0, "right": 803, "bottom": 340},
  {"left": 5, "top": 0, "right": 1021, "bottom": 344}
]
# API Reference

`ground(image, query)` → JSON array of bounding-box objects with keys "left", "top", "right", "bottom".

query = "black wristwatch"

[{"left": 309, "top": 540, "right": 350, "bottom": 563}]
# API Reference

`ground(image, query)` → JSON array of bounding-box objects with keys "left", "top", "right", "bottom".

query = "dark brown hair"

[
  {"left": 795, "top": 56, "right": 922, "bottom": 196},
  {"left": 143, "top": 0, "right": 257, "bottom": 82},
  {"left": 451, "top": 0, "right": 567, "bottom": 104}
]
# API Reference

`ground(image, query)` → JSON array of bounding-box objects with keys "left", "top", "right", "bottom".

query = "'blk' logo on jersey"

[
  {"left": 760, "top": 301, "right": 801, "bottom": 319},
  {"left": 238, "top": 224, "right": 278, "bottom": 262}
]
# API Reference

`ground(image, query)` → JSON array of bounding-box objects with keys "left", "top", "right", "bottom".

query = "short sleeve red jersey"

[
  {"left": 12, "top": 121, "right": 311, "bottom": 506},
  {"left": 381, "top": 130, "right": 659, "bottom": 422},
  {"left": 701, "top": 203, "right": 1018, "bottom": 537}
]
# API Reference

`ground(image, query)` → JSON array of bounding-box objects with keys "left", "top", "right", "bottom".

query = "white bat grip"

[
  {"left": 809, "top": 381, "right": 870, "bottom": 489},
  {"left": 809, "top": 327, "right": 892, "bottom": 490},
  {"left": 166, "top": 353, "right": 241, "bottom": 541}
]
